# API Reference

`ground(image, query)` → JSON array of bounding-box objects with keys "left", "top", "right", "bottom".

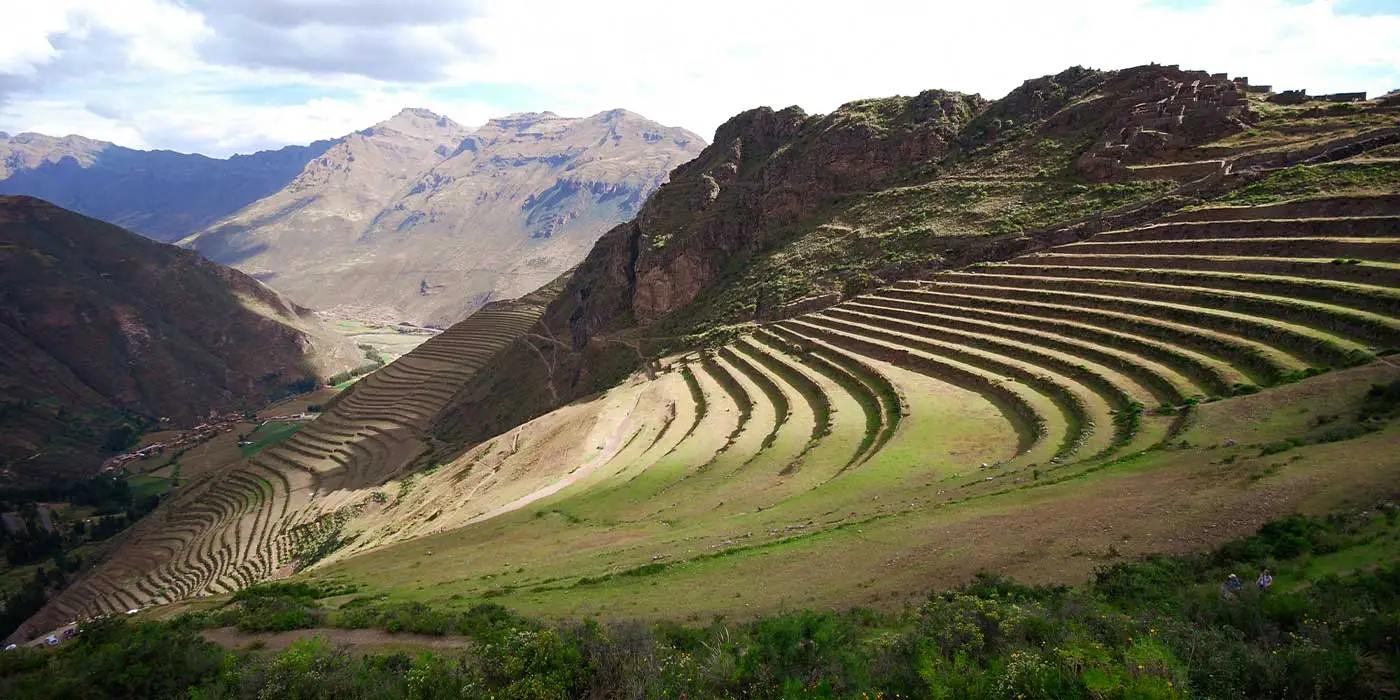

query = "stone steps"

[
  {"left": 718, "top": 346, "right": 792, "bottom": 457},
  {"left": 1020, "top": 253, "right": 1400, "bottom": 288},
  {"left": 773, "top": 321, "right": 1057, "bottom": 461},
  {"left": 880, "top": 287, "right": 1298, "bottom": 387},
  {"left": 1059, "top": 236, "right": 1400, "bottom": 261},
  {"left": 841, "top": 300, "right": 1187, "bottom": 406},
  {"left": 696, "top": 352, "right": 754, "bottom": 458},
  {"left": 1096, "top": 216, "right": 1400, "bottom": 242},
  {"left": 986, "top": 264, "right": 1400, "bottom": 318},
  {"left": 797, "top": 312, "right": 1125, "bottom": 458},
  {"left": 861, "top": 294, "right": 1240, "bottom": 396},
  {"left": 934, "top": 272, "right": 1399, "bottom": 355},
  {"left": 735, "top": 337, "right": 835, "bottom": 457}
]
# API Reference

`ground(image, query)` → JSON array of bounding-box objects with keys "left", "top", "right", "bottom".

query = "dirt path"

[{"left": 200, "top": 627, "right": 472, "bottom": 654}]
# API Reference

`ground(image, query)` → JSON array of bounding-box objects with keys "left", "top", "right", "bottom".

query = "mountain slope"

[
  {"left": 430, "top": 65, "right": 1283, "bottom": 445},
  {"left": 0, "top": 196, "right": 358, "bottom": 485},
  {"left": 0, "top": 132, "right": 333, "bottom": 242},
  {"left": 185, "top": 109, "right": 705, "bottom": 325},
  {"left": 177, "top": 108, "right": 474, "bottom": 318},
  {"left": 21, "top": 63, "right": 1400, "bottom": 640}
]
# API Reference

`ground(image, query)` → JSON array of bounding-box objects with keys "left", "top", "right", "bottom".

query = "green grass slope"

[{"left": 17, "top": 64, "right": 1400, "bottom": 658}]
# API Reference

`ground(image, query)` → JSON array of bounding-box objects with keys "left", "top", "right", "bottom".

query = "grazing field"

[
  {"left": 257, "top": 388, "right": 340, "bottom": 418},
  {"left": 125, "top": 475, "right": 175, "bottom": 500},
  {"left": 330, "top": 320, "right": 437, "bottom": 362},
  {"left": 125, "top": 423, "right": 260, "bottom": 483},
  {"left": 239, "top": 421, "right": 305, "bottom": 457}
]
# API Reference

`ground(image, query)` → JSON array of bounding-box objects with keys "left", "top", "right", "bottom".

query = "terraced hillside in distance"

[
  {"left": 15, "top": 64, "right": 1400, "bottom": 641},
  {"left": 11, "top": 281, "right": 562, "bottom": 639},
  {"left": 0, "top": 197, "right": 362, "bottom": 484}
]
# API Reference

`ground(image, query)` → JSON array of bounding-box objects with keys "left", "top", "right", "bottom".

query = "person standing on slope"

[{"left": 1221, "top": 573, "right": 1243, "bottom": 599}]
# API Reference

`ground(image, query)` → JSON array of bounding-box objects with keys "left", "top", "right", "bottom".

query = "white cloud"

[
  {"left": 0, "top": 98, "right": 150, "bottom": 147},
  {"left": 0, "top": 0, "right": 206, "bottom": 76},
  {"left": 0, "top": 0, "right": 1396, "bottom": 156}
]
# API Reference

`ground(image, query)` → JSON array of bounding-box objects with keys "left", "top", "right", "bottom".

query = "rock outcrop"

[{"left": 1074, "top": 68, "right": 1256, "bottom": 179}]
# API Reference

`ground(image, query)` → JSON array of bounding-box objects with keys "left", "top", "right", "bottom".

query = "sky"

[{"left": 0, "top": 0, "right": 1397, "bottom": 157}]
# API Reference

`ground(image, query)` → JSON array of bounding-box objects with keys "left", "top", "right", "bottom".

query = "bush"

[
  {"left": 735, "top": 611, "right": 867, "bottom": 695},
  {"left": 332, "top": 600, "right": 530, "bottom": 641},
  {"left": 0, "top": 619, "right": 226, "bottom": 700},
  {"left": 5, "top": 513, "right": 1400, "bottom": 699},
  {"left": 479, "top": 628, "right": 586, "bottom": 700}
]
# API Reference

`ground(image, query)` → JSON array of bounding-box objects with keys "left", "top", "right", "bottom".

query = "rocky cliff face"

[
  {"left": 432, "top": 64, "right": 1259, "bottom": 449},
  {"left": 186, "top": 109, "right": 705, "bottom": 325},
  {"left": 0, "top": 196, "right": 358, "bottom": 485},
  {"left": 0, "top": 133, "right": 333, "bottom": 242},
  {"left": 433, "top": 90, "right": 988, "bottom": 444},
  {"left": 627, "top": 91, "right": 983, "bottom": 323}
]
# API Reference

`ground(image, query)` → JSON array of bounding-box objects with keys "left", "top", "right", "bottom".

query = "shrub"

[
  {"left": 479, "top": 628, "right": 587, "bottom": 700},
  {"left": 0, "top": 618, "right": 226, "bottom": 700},
  {"left": 5, "top": 513, "right": 1400, "bottom": 699},
  {"left": 331, "top": 600, "right": 529, "bottom": 641}
]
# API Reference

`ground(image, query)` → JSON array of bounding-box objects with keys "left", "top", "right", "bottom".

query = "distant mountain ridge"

[
  {"left": 184, "top": 108, "right": 706, "bottom": 325},
  {"left": 0, "top": 132, "right": 334, "bottom": 242},
  {"left": 0, "top": 109, "right": 706, "bottom": 325},
  {"left": 0, "top": 196, "right": 359, "bottom": 485}
]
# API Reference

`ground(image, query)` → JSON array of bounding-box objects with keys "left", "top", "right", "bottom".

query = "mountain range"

[
  {"left": 0, "top": 131, "right": 333, "bottom": 243},
  {"left": 0, "top": 109, "right": 705, "bottom": 325}
]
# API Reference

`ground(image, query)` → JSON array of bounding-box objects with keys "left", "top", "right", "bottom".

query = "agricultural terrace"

[{"left": 15, "top": 111, "right": 1400, "bottom": 641}]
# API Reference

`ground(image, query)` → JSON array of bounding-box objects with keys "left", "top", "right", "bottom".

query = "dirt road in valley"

[{"left": 200, "top": 627, "right": 472, "bottom": 654}]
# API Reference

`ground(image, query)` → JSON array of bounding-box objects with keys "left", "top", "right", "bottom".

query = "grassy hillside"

[
  {"left": 432, "top": 64, "right": 1281, "bottom": 447},
  {"left": 17, "top": 64, "right": 1400, "bottom": 663},
  {"left": 308, "top": 362, "right": 1400, "bottom": 619}
]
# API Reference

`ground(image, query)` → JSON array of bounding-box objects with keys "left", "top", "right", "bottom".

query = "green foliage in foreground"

[{"left": 4, "top": 509, "right": 1399, "bottom": 699}]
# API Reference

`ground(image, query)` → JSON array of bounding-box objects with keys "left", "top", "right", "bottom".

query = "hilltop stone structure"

[
  {"left": 1268, "top": 89, "right": 1370, "bottom": 105},
  {"left": 1078, "top": 68, "right": 1256, "bottom": 180}
]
